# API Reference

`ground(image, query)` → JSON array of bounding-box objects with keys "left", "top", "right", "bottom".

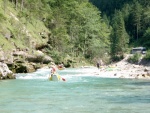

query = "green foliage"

[
  {"left": 90, "top": 0, "right": 150, "bottom": 50},
  {"left": 1, "top": 0, "right": 150, "bottom": 66},
  {"left": 49, "top": 50, "right": 63, "bottom": 64},
  {"left": 110, "top": 10, "right": 129, "bottom": 61},
  {"left": 130, "top": 1, "right": 142, "bottom": 40},
  {"left": 128, "top": 53, "right": 141, "bottom": 63},
  {"left": 0, "top": 13, "right": 6, "bottom": 21},
  {"left": 44, "top": 0, "right": 111, "bottom": 62},
  {"left": 111, "top": 55, "right": 124, "bottom": 62},
  {"left": 144, "top": 50, "right": 150, "bottom": 60},
  {"left": 0, "top": 0, "right": 50, "bottom": 52},
  {"left": 142, "top": 28, "right": 150, "bottom": 47}
]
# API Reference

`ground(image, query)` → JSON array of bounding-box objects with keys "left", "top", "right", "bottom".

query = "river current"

[{"left": 0, "top": 68, "right": 150, "bottom": 113}]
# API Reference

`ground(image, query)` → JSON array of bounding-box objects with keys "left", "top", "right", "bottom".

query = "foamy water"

[{"left": 16, "top": 67, "right": 99, "bottom": 80}]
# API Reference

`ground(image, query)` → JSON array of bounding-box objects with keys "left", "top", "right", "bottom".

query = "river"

[{"left": 0, "top": 68, "right": 150, "bottom": 113}]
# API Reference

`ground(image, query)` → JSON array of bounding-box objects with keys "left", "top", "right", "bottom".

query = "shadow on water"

[
  {"left": 129, "top": 81, "right": 150, "bottom": 86},
  {"left": 107, "top": 94, "right": 150, "bottom": 104}
]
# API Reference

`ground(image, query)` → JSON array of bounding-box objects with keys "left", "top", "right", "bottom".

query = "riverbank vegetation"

[
  {"left": 0, "top": 0, "right": 150, "bottom": 70},
  {"left": 0, "top": 0, "right": 111, "bottom": 67},
  {"left": 90, "top": 0, "right": 150, "bottom": 61}
]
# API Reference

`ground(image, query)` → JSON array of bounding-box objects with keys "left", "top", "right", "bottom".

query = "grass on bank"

[
  {"left": 127, "top": 53, "right": 141, "bottom": 64},
  {"left": 144, "top": 50, "right": 150, "bottom": 60},
  {"left": 0, "top": 0, "right": 50, "bottom": 52}
]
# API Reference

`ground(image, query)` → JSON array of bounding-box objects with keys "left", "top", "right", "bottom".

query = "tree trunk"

[
  {"left": 15, "top": 0, "right": 18, "bottom": 10},
  {"left": 136, "top": 24, "right": 139, "bottom": 41},
  {"left": 83, "top": 30, "right": 87, "bottom": 55},
  {"left": 21, "top": 0, "right": 24, "bottom": 11}
]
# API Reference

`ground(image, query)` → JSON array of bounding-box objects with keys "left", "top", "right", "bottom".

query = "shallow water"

[{"left": 0, "top": 68, "right": 150, "bottom": 113}]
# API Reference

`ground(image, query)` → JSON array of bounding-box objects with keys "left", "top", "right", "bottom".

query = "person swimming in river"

[
  {"left": 50, "top": 67, "right": 66, "bottom": 81},
  {"left": 51, "top": 67, "right": 56, "bottom": 74},
  {"left": 50, "top": 67, "right": 56, "bottom": 77}
]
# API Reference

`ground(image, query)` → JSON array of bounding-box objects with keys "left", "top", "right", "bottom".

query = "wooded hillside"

[
  {"left": 0, "top": 0, "right": 110, "bottom": 66},
  {"left": 90, "top": 0, "right": 150, "bottom": 52},
  {"left": 1, "top": 0, "right": 150, "bottom": 66}
]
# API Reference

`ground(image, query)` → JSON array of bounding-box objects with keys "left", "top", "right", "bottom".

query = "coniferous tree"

[
  {"left": 131, "top": 1, "right": 142, "bottom": 41},
  {"left": 110, "top": 11, "right": 129, "bottom": 61},
  {"left": 142, "top": 28, "right": 150, "bottom": 47},
  {"left": 142, "top": 7, "right": 150, "bottom": 33},
  {"left": 15, "top": 0, "right": 18, "bottom": 10}
]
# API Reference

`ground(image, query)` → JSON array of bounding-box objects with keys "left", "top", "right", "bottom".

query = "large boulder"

[
  {"left": 26, "top": 50, "right": 53, "bottom": 64},
  {"left": 13, "top": 51, "right": 27, "bottom": 57},
  {"left": 14, "top": 62, "right": 36, "bottom": 73},
  {"left": 0, "top": 62, "right": 16, "bottom": 80},
  {"left": 26, "top": 63, "right": 36, "bottom": 73},
  {"left": 0, "top": 49, "right": 53, "bottom": 73},
  {"left": 43, "top": 56, "right": 53, "bottom": 64}
]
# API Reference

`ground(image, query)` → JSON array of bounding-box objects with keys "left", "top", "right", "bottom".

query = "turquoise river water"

[{"left": 0, "top": 68, "right": 150, "bottom": 113}]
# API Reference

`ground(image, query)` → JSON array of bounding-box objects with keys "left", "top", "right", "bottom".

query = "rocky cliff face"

[{"left": 0, "top": 48, "right": 53, "bottom": 80}]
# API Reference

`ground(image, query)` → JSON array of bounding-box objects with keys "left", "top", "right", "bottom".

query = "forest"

[
  {"left": 0, "top": 0, "right": 150, "bottom": 65},
  {"left": 90, "top": 0, "right": 150, "bottom": 61}
]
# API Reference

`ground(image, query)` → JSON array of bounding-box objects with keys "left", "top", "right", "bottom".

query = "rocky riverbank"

[
  {"left": 97, "top": 64, "right": 150, "bottom": 79},
  {"left": 0, "top": 48, "right": 53, "bottom": 80},
  {"left": 95, "top": 55, "right": 150, "bottom": 79}
]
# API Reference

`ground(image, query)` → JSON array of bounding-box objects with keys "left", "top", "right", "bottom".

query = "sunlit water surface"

[{"left": 0, "top": 68, "right": 150, "bottom": 113}]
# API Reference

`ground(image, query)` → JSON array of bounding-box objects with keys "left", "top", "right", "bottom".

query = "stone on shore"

[{"left": 0, "top": 62, "right": 16, "bottom": 80}]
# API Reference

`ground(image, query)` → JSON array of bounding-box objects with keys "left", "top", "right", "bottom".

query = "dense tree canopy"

[
  {"left": 2, "top": 0, "right": 150, "bottom": 63},
  {"left": 110, "top": 11, "right": 129, "bottom": 61},
  {"left": 90, "top": 0, "right": 150, "bottom": 61},
  {"left": 4, "top": 0, "right": 110, "bottom": 64}
]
